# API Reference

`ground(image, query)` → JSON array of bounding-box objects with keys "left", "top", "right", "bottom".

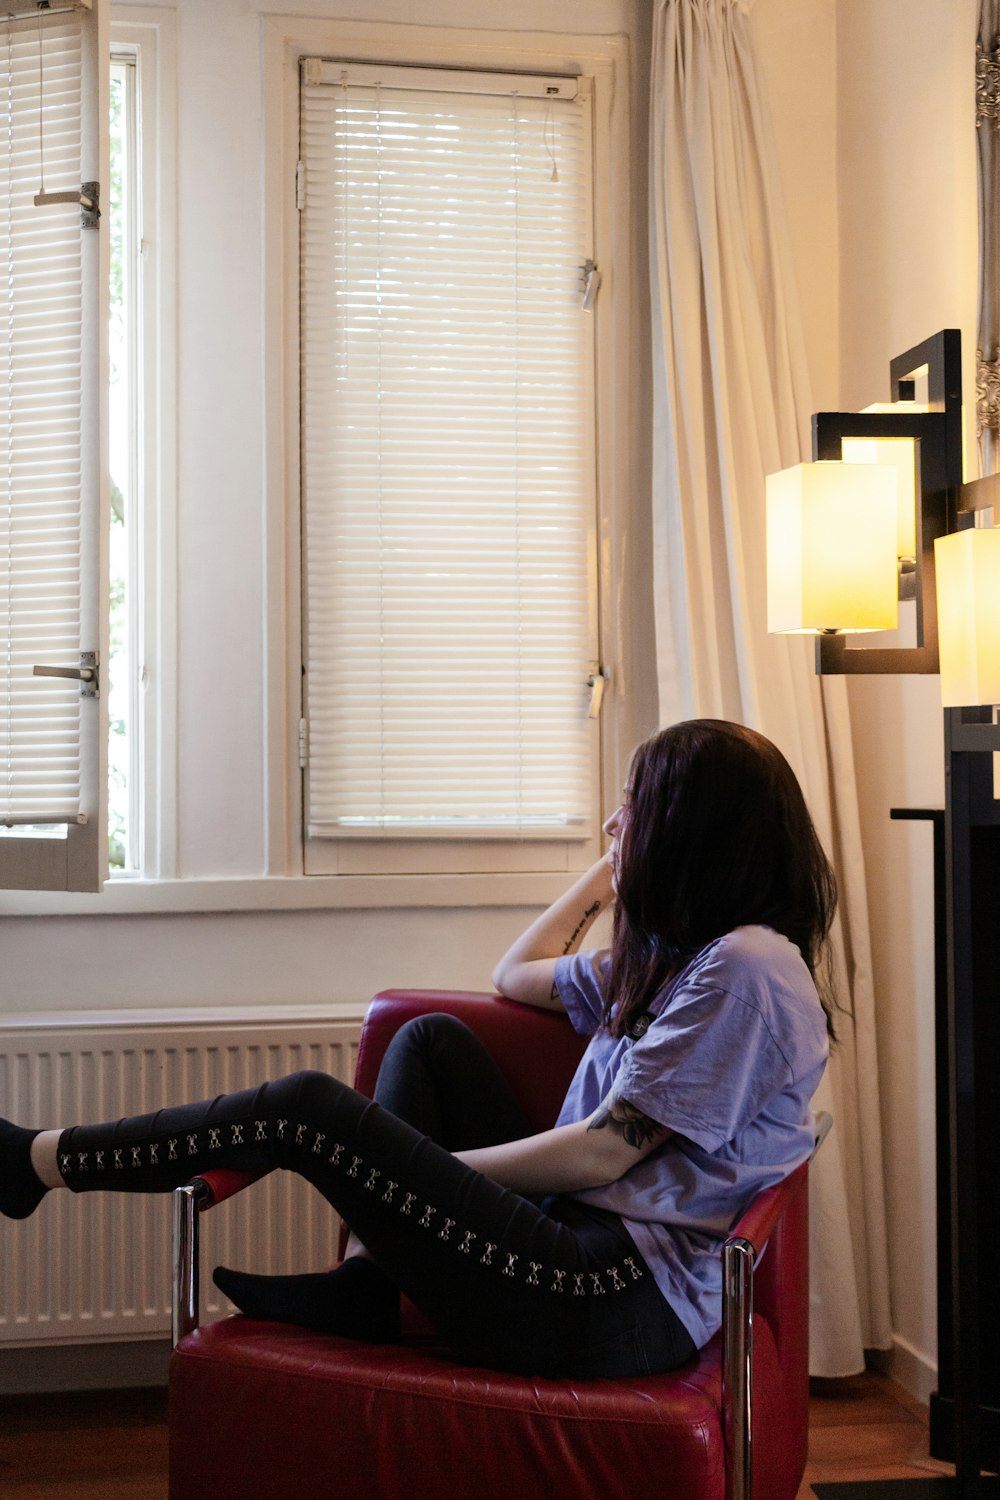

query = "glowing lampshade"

[
  {"left": 840, "top": 403, "right": 928, "bottom": 560},
  {"left": 766, "top": 461, "right": 899, "bottom": 634},
  {"left": 934, "top": 527, "right": 1000, "bottom": 706}
]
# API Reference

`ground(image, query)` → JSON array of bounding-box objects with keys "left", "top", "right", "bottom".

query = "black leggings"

[{"left": 56, "top": 1014, "right": 695, "bottom": 1378}]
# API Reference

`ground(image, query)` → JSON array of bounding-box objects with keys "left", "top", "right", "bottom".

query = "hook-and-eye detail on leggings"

[{"left": 56, "top": 1103, "right": 648, "bottom": 1299}]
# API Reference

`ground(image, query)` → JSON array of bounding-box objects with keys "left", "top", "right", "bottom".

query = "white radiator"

[{"left": 0, "top": 1006, "right": 365, "bottom": 1347}]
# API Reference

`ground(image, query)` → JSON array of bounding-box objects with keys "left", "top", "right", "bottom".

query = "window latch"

[
  {"left": 32, "top": 651, "right": 100, "bottom": 698},
  {"left": 587, "top": 667, "right": 608, "bottom": 718},
  {"left": 33, "top": 180, "right": 101, "bottom": 229},
  {"left": 581, "top": 259, "right": 601, "bottom": 312}
]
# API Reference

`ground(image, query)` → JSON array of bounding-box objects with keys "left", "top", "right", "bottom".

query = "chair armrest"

[
  {"left": 721, "top": 1146, "right": 821, "bottom": 1500},
  {"left": 171, "top": 1169, "right": 268, "bottom": 1346},
  {"left": 192, "top": 1167, "right": 264, "bottom": 1208},
  {"left": 727, "top": 1159, "right": 808, "bottom": 1264}
]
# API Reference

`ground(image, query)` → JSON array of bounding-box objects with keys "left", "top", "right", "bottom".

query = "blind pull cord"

[
  {"left": 31, "top": 26, "right": 99, "bottom": 221},
  {"left": 543, "top": 95, "right": 559, "bottom": 182}
]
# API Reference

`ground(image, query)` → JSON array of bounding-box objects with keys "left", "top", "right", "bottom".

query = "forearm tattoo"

[
  {"left": 588, "top": 1097, "right": 667, "bottom": 1152},
  {"left": 562, "top": 900, "right": 601, "bottom": 955}
]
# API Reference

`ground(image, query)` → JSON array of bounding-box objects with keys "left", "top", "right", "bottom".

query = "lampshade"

[
  {"left": 766, "top": 460, "right": 899, "bottom": 634},
  {"left": 841, "top": 403, "right": 928, "bottom": 560},
  {"left": 934, "top": 527, "right": 1000, "bottom": 706}
]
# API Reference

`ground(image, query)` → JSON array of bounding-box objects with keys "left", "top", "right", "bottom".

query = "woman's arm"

[
  {"left": 491, "top": 855, "right": 615, "bottom": 1010},
  {"left": 455, "top": 1093, "right": 671, "bottom": 1195}
]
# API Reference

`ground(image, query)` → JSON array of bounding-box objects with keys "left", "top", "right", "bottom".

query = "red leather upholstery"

[
  {"left": 169, "top": 990, "right": 811, "bottom": 1500},
  {"left": 354, "top": 990, "right": 586, "bottom": 1134}
]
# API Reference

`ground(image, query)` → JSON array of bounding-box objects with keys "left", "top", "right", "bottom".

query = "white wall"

[
  {"left": 0, "top": 0, "right": 653, "bottom": 1018},
  {"left": 757, "top": 0, "right": 979, "bottom": 1399},
  {"left": 836, "top": 0, "right": 978, "bottom": 1398}
]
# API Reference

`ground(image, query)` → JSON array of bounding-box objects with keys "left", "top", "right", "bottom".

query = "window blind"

[
  {"left": 299, "top": 62, "right": 599, "bottom": 838},
  {"left": 0, "top": 17, "right": 84, "bottom": 827}
]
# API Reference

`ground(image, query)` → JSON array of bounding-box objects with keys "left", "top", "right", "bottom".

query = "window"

[
  {"left": 0, "top": 4, "right": 175, "bottom": 898},
  {"left": 298, "top": 60, "right": 604, "bottom": 877},
  {"left": 0, "top": 15, "right": 631, "bottom": 911},
  {"left": 0, "top": 2, "right": 107, "bottom": 893}
]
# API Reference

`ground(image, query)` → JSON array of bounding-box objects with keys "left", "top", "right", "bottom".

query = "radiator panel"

[{"left": 0, "top": 1013, "right": 363, "bottom": 1346}]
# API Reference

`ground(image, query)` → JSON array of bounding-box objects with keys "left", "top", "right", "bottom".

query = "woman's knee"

[
  {"left": 265, "top": 1069, "right": 343, "bottom": 1116},
  {"left": 379, "top": 1014, "right": 478, "bottom": 1074},
  {"left": 392, "top": 1013, "right": 475, "bottom": 1051},
  {"left": 374, "top": 1015, "right": 484, "bottom": 1134}
]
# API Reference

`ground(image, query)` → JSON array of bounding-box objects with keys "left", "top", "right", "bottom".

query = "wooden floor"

[
  {"left": 0, "top": 1371, "right": 954, "bottom": 1498},
  {"left": 0, "top": 1386, "right": 168, "bottom": 1500},
  {"left": 800, "top": 1371, "right": 954, "bottom": 1495}
]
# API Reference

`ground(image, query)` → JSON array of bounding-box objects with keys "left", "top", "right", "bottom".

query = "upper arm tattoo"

[{"left": 587, "top": 1096, "right": 668, "bottom": 1152}]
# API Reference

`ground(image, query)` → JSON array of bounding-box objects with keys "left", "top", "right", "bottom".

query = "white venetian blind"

[
  {"left": 0, "top": 17, "right": 84, "bottom": 826},
  {"left": 299, "top": 61, "right": 599, "bottom": 838}
]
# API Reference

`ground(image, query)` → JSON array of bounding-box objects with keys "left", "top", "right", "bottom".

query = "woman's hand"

[{"left": 491, "top": 854, "right": 614, "bottom": 1010}]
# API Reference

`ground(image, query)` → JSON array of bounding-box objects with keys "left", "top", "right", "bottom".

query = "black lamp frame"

[{"left": 809, "top": 329, "right": 1000, "bottom": 1500}]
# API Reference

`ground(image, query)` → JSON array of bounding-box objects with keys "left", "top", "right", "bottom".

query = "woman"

[{"left": 0, "top": 719, "right": 834, "bottom": 1379}]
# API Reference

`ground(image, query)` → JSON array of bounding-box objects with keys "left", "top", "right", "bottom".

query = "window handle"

[
  {"left": 581, "top": 260, "right": 601, "bottom": 312},
  {"left": 33, "top": 181, "right": 101, "bottom": 229},
  {"left": 32, "top": 652, "right": 99, "bottom": 697},
  {"left": 587, "top": 667, "right": 608, "bottom": 718}
]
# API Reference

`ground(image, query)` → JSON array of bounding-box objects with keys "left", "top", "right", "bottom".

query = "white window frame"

[
  {"left": 106, "top": 7, "right": 178, "bottom": 885},
  {"left": 298, "top": 60, "right": 601, "bottom": 877},
  {"left": 262, "top": 17, "right": 636, "bottom": 898}
]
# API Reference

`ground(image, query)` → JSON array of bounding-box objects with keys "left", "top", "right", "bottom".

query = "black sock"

[
  {"left": 212, "top": 1257, "right": 401, "bottom": 1343},
  {"left": 0, "top": 1120, "right": 47, "bottom": 1220}
]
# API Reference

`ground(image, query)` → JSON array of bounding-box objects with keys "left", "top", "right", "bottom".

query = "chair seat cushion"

[{"left": 168, "top": 1315, "right": 784, "bottom": 1500}]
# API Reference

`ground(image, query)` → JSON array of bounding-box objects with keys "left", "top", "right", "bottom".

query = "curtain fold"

[{"left": 649, "top": 0, "right": 892, "bottom": 1374}]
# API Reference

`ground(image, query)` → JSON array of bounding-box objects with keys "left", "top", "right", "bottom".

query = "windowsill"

[
  {"left": 1, "top": 1000, "right": 372, "bottom": 1030},
  {"left": 0, "top": 870, "right": 573, "bottom": 917}
]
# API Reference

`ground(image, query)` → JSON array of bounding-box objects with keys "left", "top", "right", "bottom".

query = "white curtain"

[{"left": 649, "top": 0, "right": 892, "bottom": 1373}]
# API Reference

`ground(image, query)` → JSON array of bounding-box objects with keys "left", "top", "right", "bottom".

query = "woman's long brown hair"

[{"left": 604, "top": 720, "right": 838, "bottom": 1040}]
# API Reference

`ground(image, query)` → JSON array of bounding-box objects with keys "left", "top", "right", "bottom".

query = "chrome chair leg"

[
  {"left": 722, "top": 1236, "right": 754, "bottom": 1500},
  {"left": 171, "top": 1180, "right": 210, "bottom": 1346}
]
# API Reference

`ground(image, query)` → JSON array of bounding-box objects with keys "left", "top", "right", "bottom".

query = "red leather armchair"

[{"left": 168, "top": 990, "right": 814, "bottom": 1500}]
